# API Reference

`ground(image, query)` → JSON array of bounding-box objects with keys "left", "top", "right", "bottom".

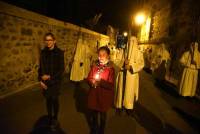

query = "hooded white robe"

[
  {"left": 123, "top": 36, "right": 144, "bottom": 109},
  {"left": 84, "top": 42, "right": 92, "bottom": 78},
  {"left": 70, "top": 38, "right": 90, "bottom": 81},
  {"left": 179, "top": 42, "right": 200, "bottom": 97},
  {"left": 114, "top": 49, "right": 125, "bottom": 108}
]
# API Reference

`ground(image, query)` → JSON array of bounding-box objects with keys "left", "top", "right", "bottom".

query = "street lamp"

[
  {"left": 135, "top": 12, "right": 146, "bottom": 25},
  {"left": 123, "top": 32, "right": 128, "bottom": 37},
  {"left": 133, "top": 12, "right": 151, "bottom": 42}
]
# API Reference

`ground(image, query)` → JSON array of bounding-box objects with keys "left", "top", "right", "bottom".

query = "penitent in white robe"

[
  {"left": 114, "top": 49, "right": 125, "bottom": 108},
  {"left": 84, "top": 44, "right": 92, "bottom": 78},
  {"left": 179, "top": 42, "right": 200, "bottom": 97},
  {"left": 70, "top": 38, "right": 91, "bottom": 81},
  {"left": 123, "top": 36, "right": 144, "bottom": 109}
]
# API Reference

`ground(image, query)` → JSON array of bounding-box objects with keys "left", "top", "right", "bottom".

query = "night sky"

[{"left": 2, "top": 0, "right": 139, "bottom": 31}]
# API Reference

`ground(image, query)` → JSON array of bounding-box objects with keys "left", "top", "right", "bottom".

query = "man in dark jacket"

[{"left": 38, "top": 32, "right": 64, "bottom": 127}]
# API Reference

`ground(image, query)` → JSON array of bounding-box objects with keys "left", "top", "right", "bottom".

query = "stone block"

[
  {"left": 0, "top": 22, "right": 5, "bottom": 31},
  {"left": 33, "top": 23, "right": 38, "bottom": 27},
  {"left": 9, "top": 28, "right": 18, "bottom": 33},
  {"left": 0, "top": 84, "right": 6, "bottom": 92},
  {"left": 11, "top": 48, "right": 19, "bottom": 55},
  {"left": 23, "top": 42, "right": 32, "bottom": 46},
  {"left": 15, "top": 42, "right": 21, "bottom": 46},
  {"left": 38, "top": 30, "right": 43, "bottom": 35},
  {"left": 0, "top": 35, "right": 9, "bottom": 40},
  {"left": 21, "top": 28, "right": 33, "bottom": 36},
  {"left": 11, "top": 36, "right": 17, "bottom": 41},
  {"left": 6, "top": 80, "right": 13, "bottom": 88},
  {"left": 23, "top": 67, "right": 31, "bottom": 73},
  {"left": 19, "top": 37, "right": 26, "bottom": 41},
  {"left": 7, "top": 74, "right": 13, "bottom": 80},
  {"left": 7, "top": 22, "right": 14, "bottom": 26}
]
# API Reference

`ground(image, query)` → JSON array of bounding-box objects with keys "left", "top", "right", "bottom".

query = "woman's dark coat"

[{"left": 38, "top": 45, "right": 64, "bottom": 97}]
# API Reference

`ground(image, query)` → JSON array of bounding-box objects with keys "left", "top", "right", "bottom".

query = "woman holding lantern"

[{"left": 86, "top": 46, "right": 115, "bottom": 134}]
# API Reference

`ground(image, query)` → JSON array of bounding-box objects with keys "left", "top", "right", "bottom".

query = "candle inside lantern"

[{"left": 94, "top": 73, "right": 100, "bottom": 80}]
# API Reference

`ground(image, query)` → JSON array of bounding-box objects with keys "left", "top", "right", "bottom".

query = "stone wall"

[
  {"left": 143, "top": 0, "right": 170, "bottom": 42},
  {"left": 148, "top": 1, "right": 178, "bottom": 84},
  {"left": 0, "top": 1, "right": 109, "bottom": 98},
  {"left": 144, "top": 0, "right": 200, "bottom": 88},
  {"left": 151, "top": 5, "right": 170, "bottom": 41}
]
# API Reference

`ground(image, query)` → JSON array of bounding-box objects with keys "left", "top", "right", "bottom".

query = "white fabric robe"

[
  {"left": 70, "top": 38, "right": 91, "bottom": 81},
  {"left": 179, "top": 42, "right": 200, "bottom": 97},
  {"left": 123, "top": 37, "right": 144, "bottom": 109},
  {"left": 84, "top": 43, "right": 92, "bottom": 78},
  {"left": 114, "top": 49, "right": 125, "bottom": 108}
]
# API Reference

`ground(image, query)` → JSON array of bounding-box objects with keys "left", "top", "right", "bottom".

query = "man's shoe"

[
  {"left": 47, "top": 115, "right": 53, "bottom": 126},
  {"left": 126, "top": 109, "right": 133, "bottom": 116},
  {"left": 50, "top": 119, "right": 58, "bottom": 131}
]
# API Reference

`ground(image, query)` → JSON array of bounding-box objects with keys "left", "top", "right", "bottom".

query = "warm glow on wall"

[{"left": 139, "top": 16, "right": 151, "bottom": 42}]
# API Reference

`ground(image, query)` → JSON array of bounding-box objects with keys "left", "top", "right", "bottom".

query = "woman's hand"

[
  {"left": 91, "top": 79, "right": 101, "bottom": 88},
  {"left": 94, "top": 80, "right": 101, "bottom": 87},
  {"left": 125, "top": 59, "right": 129, "bottom": 65},
  {"left": 191, "top": 60, "right": 197, "bottom": 65},
  {"left": 125, "top": 64, "right": 131, "bottom": 70},
  {"left": 40, "top": 81, "right": 47, "bottom": 90}
]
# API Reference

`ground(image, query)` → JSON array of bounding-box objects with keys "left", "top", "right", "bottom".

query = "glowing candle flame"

[{"left": 95, "top": 73, "right": 100, "bottom": 80}]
